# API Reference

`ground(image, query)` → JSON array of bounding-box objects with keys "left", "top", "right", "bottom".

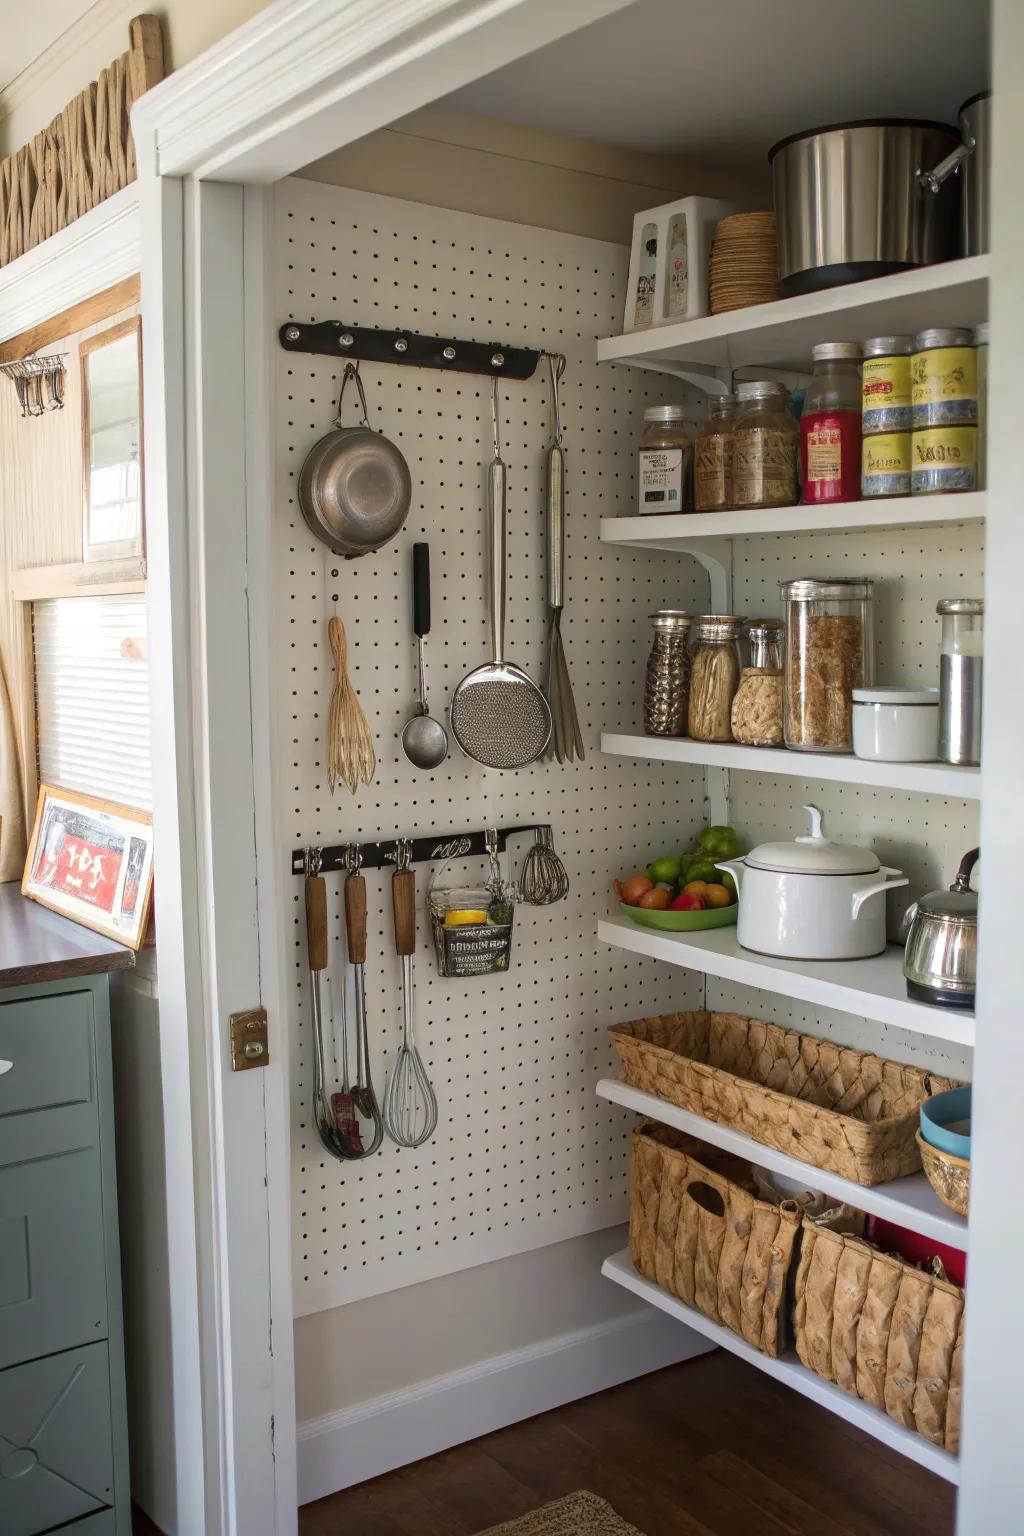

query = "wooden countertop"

[{"left": 0, "top": 882, "right": 136, "bottom": 988}]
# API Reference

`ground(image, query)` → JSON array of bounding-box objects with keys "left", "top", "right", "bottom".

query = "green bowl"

[{"left": 620, "top": 901, "right": 738, "bottom": 933}]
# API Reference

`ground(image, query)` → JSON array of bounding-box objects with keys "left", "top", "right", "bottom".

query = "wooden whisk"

[{"left": 326, "top": 615, "right": 376, "bottom": 794}]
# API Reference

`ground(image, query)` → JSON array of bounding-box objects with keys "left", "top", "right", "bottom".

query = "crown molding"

[
  {"left": 132, "top": 0, "right": 634, "bottom": 184},
  {"left": 0, "top": 0, "right": 134, "bottom": 125},
  {"left": 0, "top": 183, "right": 140, "bottom": 343}
]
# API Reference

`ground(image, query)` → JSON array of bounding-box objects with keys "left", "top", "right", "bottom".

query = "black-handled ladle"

[{"left": 402, "top": 542, "right": 449, "bottom": 769}]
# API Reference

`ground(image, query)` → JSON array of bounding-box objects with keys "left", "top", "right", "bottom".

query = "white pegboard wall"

[{"left": 274, "top": 179, "right": 709, "bottom": 1316}]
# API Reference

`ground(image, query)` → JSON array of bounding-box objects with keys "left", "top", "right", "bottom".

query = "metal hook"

[
  {"left": 546, "top": 352, "right": 566, "bottom": 447},
  {"left": 490, "top": 376, "right": 502, "bottom": 461},
  {"left": 335, "top": 361, "right": 371, "bottom": 430},
  {"left": 305, "top": 845, "right": 323, "bottom": 876},
  {"left": 343, "top": 843, "right": 363, "bottom": 874},
  {"left": 395, "top": 837, "right": 412, "bottom": 871}
]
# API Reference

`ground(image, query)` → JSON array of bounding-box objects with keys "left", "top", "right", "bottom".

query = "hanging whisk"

[
  {"left": 520, "top": 825, "right": 570, "bottom": 905},
  {"left": 326, "top": 614, "right": 376, "bottom": 793}
]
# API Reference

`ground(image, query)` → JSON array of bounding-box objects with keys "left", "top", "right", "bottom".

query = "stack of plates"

[{"left": 709, "top": 213, "right": 780, "bottom": 314}]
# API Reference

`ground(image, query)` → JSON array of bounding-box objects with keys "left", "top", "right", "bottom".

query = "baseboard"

[{"left": 297, "top": 1304, "right": 711, "bottom": 1503}]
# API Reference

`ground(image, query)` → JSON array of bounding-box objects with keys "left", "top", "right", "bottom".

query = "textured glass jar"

[
  {"left": 781, "top": 579, "right": 875, "bottom": 753},
  {"left": 643, "top": 611, "right": 694, "bottom": 736},
  {"left": 688, "top": 616, "right": 744, "bottom": 742},
  {"left": 732, "top": 383, "right": 798, "bottom": 509},
  {"left": 693, "top": 393, "right": 737, "bottom": 512}
]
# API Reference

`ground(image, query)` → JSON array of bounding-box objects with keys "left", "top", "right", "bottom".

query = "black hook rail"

[
  {"left": 292, "top": 825, "right": 545, "bottom": 877},
  {"left": 279, "top": 320, "right": 541, "bottom": 380}
]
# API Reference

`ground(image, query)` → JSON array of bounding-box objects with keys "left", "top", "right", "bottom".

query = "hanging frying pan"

[{"left": 298, "top": 361, "right": 412, "bottom": 557}]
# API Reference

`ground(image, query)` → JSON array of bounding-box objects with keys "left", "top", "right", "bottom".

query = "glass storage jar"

[
  {"left": 693, "top": 393, "right": 736, "bottom": 512},
  {"left": 643, "top": 611, "right": 694, "bottom": 736},
  {"left": 732, "top": 382, "right": 798, "bottom": 509},
  {"left": 731, "top": 619, "right": 785, "bottom": 746},
  {"left": 688, "top": 615, "right": 744, "bottom": 742},
  {"left": 781, "top": 578, "right": 875, "bottom": 753},
  {"left": 638, "top": 404, "right": 690, "bottom": 515},
  {"left": 800, "top": 342, "right": 862, "bottom": 504},
  {"left": 937, "top": 597, "right": 984, "bottom": 766}
]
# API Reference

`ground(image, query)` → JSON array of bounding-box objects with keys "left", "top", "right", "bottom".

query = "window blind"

[{"left": 34, "top": 594, "right": 152, "bottom": 811}]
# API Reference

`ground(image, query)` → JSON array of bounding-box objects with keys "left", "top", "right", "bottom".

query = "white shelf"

[
  {"left": 601, "top": 734, "right": 981, "bottom": 801},
  {"left": 597, "top": 1078, "right": 967, "bottom": 1250},
  {"left": 601, "top": 491, "right": 985, "bottom": 549},
  {"left": 598, "top": 915, "right": 975, "bottom": 1048},
  {"left": 597, "top": 256, "right": 988, "bottom": 375},
  {"left": 601, "top": 1249, "right": 959, "bottom": 1484}
]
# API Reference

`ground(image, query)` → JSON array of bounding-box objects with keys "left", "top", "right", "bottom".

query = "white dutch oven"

[{"left": 716, "top": 805, "right": 909, "bottom": 961}]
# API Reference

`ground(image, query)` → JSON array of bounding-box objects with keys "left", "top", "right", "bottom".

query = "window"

[{"left": 33, "top": 594, "right": 151, "bottom": 811}]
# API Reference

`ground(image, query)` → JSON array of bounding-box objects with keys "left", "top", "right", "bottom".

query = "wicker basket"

[
  {"left": 611, "top": 1012, "right": 958, "bottom": 1186},
  {"left": 629, "top": 1124, "right": 801, "bottom": 1358},
  {"left": 917, "top": 1130, "right": 970, "bottom": 1216},
  {"left": 793, "top": 1222, "right": 964, "bottom": 1452}
]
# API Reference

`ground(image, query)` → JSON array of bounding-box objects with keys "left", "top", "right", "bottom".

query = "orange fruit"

[
  {"left": 637, "top": 886, "right": 671, "bottom": 910},
  {"left": 703, "top": 883, "right": 733, "bottom": 909}
]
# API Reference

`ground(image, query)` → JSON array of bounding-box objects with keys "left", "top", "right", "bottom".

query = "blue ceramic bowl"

[{"left": 920, "top": 1085, "right": 972, "bottom": 1160}]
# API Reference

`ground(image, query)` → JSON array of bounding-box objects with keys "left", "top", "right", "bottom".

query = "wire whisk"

[{"left": 520, "top": 826, "right": 570, "bottom": 905}]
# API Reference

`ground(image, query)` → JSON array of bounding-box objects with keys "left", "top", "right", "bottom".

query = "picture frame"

[
  {"left": 81, "top": 316, "right": 145, "bottom": 564},
  {"left": 22, "top": 784, "right": 154, "bottom": 951}
]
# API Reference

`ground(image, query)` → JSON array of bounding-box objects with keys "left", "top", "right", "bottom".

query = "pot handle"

[
  {"left": 919, "top": 140, "right": 974, "bottom": 196},
  {"left": 851, "top": 868, "right": 909, "bottom": 921}
]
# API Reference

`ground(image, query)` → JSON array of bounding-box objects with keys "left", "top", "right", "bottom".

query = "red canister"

[{"left": 800, "top": 341, "right": 863, "bottom": 503}]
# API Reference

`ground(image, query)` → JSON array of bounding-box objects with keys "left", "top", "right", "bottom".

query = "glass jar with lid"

[
  {"left": 638, "top": 404, "right": 690, "bottom": 515},
  {"left": 800, "top": 342, "right": 862, "bottom": 504},
  {"left": 643, "top": 611, "right": 694, "bottom": 736},
  {"left": 732, "top": 382, "right": 798, "bottom": 509},
  {"left": 781, "top": 578, "right": 875, "bottom": 753},
  {"left": 937, "top": 597, "right": 983, "bottom": 766},
  {"left": 731, "top": 619, "right": 785, "bottom": 746},
  {"left": 688, "top": 615, "right": 744, "bottom": 742},
  {"left": 693, "top": 393, "right": 736, "bottom": 512}
]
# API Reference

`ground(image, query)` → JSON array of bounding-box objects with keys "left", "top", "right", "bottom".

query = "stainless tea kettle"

[{"left": 902, "top": 848, "right": 978, "bottom": 1007}]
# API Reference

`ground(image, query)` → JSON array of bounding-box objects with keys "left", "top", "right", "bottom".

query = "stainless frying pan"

[{"left": 298, "top": 362, "right": 411, "bottom": 558}]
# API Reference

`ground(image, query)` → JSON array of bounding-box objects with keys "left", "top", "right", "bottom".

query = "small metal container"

[
  {"left": 862, "top": 432, "right": 912, "bottom": 498},
  {"left": 902, "top": 849, "right": 978, "bottom": 1007},
  {"left": 937, "top": 598, "right": 983, "bottom": 765},
  {"left": 643, "top": 610, "right": 693, "bottom": 736},
  {"left": 911, "top": 329, "right": 977, "bottom": 429},
  {"left": 861, "top": 336, "right": 913, "bottom": 435}
]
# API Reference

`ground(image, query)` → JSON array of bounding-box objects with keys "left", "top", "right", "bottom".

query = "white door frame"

[{"left": 132, "top": 3, "right": 639, "bottom": 1532}]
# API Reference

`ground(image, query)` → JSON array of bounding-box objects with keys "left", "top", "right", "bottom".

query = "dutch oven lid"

[{"left": 744, "top": 805, "right": 880, "bottom": 876}]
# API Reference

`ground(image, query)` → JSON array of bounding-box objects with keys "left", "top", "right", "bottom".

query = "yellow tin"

[
  {"left": 911, "top": 426, "right": 977, "bottom": 495},
  {"left": 911, "top": 330, "right": 977, "bottom": 428},
  {"left": 862, "top": 432, "right": 912, "bottom": 498}
]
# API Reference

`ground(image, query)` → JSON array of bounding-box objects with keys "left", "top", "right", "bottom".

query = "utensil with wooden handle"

[
  {"left": 305, "top": 871, "right": 353, "bottom": 1161},
  {"left": 382, "top": 845, "right": 438, "bottom": 1148},
  {"left": 343, "top": 859, "right": 384, "bottom": 1157}
]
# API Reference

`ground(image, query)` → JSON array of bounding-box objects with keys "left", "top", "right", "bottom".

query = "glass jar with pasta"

[
  {"left": 781, "top": 579, "right": 875, "bottom": 753},
  {"left": 688, "top": 616, "right": 744, "bottom": 742}
]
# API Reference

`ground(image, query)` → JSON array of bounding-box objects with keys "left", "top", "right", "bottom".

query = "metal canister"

[
  {"left": 937, "top": 598, "right": 983, "bottom": 766},
  {"left": 911, "top": 426, "right": 977, "bottom": 494},
  {"left": 643, "top": 611, "right": 693, "bottom": 736},
  {"left": 861, "top": 336, "right": 913, "bottom": 434},
  {"left": 862, "top": 432, "right": 912, "bottom": 498},
  {"left": 911, "top": 329, "right": 977, "bottom": 429}
]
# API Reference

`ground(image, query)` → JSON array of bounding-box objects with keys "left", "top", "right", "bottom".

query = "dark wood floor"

[{"left": 298, "top": 1351, "right": 956, "bottom": 1536}]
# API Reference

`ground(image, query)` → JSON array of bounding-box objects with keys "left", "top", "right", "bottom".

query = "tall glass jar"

[
  {"left": 643, "top": 611, "right": 693, "bottom": 736},
  {"left": 937, "top": 597, "right": 983, "bottom": 766},
  {"left": 638, "top": 404, "right": 690, "bottom": 515},
  {"left": 800, "top": 341, "right": 862, "bottom": 504},
  {"left": 731, "top": 619, "right": 785, "bottom": 746},
  {"left": 781, "top": 579, "right": 875, "bottom": 753},
  {"left": 693, "top": 393, "right": 736, "bottom": 512},
  {"left": 688, "top": 616, "right": 744, "bottom": 742},
  {"left": 732, "top": 383, "right": 798, "bottom": 510}
]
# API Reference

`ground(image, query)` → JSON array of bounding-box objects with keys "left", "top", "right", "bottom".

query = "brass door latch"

[{"left": 230, "top": 1007, "right": 269, "bottom": 1071}]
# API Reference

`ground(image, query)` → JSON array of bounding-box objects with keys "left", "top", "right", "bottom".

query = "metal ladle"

[{"left": 402, "top": 542, "right": 449, "bottom": 770}]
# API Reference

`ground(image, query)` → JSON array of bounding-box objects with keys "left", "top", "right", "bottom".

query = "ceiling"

[
  {"left": 445, "top": 0, "right": 991, "bottom": 168},
  {"left": 0, "top": 0, "right": 97, "bottom": 94}
]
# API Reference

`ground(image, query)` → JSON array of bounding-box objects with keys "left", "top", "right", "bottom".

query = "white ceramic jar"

[
  {"left": 716, "top": 805, "right": 908, "bottom": 961},
  {"left": 851, "top": 685, "right": 940, "bottom": 762}
]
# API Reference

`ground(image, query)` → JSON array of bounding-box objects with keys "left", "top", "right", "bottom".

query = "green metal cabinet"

[{"left": 0, "top": 976, "right": 130, "bottom": 1535}]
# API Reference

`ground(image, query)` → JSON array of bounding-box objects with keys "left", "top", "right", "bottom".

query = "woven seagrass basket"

[
  {"left": 629, "top": 1124, "right": 801, "bottom": 1358},
  {"left": 794, "top": 1221, "right": 965, "bottom": 1452},
  {"left": 611, "top": 1012, "right": 959, "bottom": 1186}
]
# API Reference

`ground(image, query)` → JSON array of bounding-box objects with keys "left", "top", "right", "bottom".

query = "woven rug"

[{"left": 476, "top": 1491, "right": 645, "bottom": 1535}]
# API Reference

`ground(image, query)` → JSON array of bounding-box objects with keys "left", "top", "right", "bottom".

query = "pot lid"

[
  {"left": 744, "top": 805, "right": 881, "bottom": 876},
  {"left": 852, "top": 685, "right": 939, "bottom": 706}
]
